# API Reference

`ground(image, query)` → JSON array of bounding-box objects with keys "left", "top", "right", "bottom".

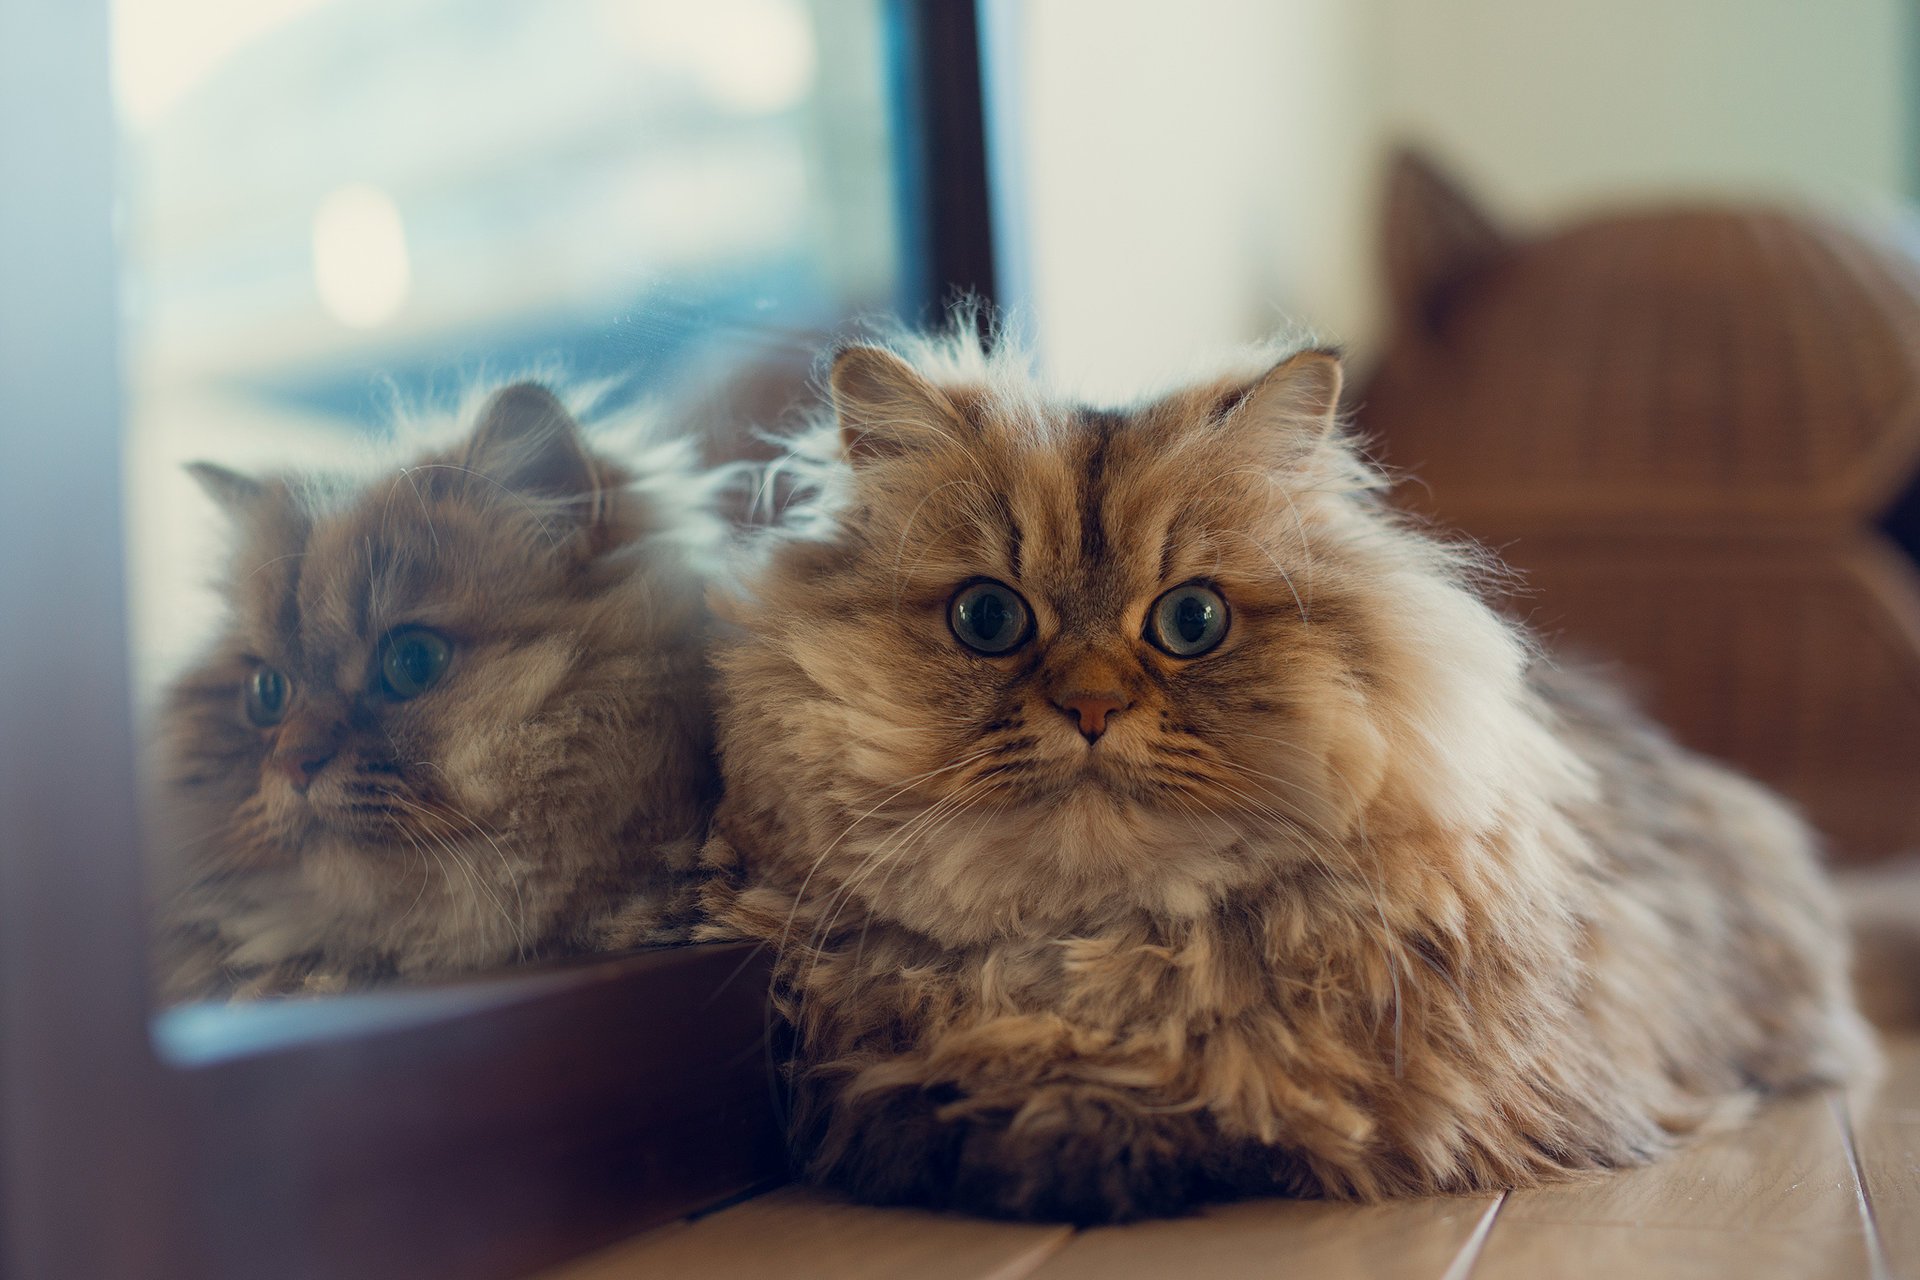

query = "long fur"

[
  {"left": 697, "top": 324, "right": 1875, "bottom": 1222},
  {"left": 151, "top": 383, "right": 719, "bottom": 1001}
]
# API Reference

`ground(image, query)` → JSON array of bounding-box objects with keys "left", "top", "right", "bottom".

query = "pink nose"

[
  {"left": 1056, "top": 693, "right": 1127, "bottom": 742},
  {"left": 271, "top": 750, "right": 334, "bottom": 793}
]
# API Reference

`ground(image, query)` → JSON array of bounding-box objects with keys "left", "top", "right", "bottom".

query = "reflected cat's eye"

[
  {"left": 379, "top": 627, "right": 453, "bottom": 700},
  {"left": 244, "top": 666, "right": 291, "bottom": 726},
  {"left": 948, "top": 580, "right": 1033, "bottom": 655},
  {"left": 1147, "top": 583, "right": 1229, "bottom": 658}
]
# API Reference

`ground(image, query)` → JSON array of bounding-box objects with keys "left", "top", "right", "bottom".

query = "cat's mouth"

[
  {"left": 1021, "top": 750, "right": 1303, "bottom": 831},
  {"left": 305, "top": 795, "right": 415, "bottom": 841},
  {"left": 299, "top": 768, "right": 448, "bottom": 843},
  {"left": 998, "top": 748, "right": 1154, "bottom": 804}
]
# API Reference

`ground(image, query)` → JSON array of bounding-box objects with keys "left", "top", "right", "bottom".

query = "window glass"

[
  {"left": 118, "top": 0, "right": 901, "bottom": 694},
  {"left": 116, "top": 0, "right": 908, "bottom": 1009}
]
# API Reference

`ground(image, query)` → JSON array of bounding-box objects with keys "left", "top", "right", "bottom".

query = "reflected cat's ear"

[
  {"left": 186, "top": 461, "right": 266, "bottom": 519},
  {"left": 829, "top": 345, "right": 969, "bottom": 464},
  {"left": 462, "top": 382, "right": 605, "bottom": 524},
  {"left": 1384, "top": 147, "right": 1509, "bottom": 338},
  {"left": 1215, "top": 347, "right": 1344, "bottom": 463}
]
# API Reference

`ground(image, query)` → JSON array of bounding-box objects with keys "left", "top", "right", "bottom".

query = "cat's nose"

[
  {"left": 1055, "top": 692, "right": 1128, "bottom": 743},
  {"left": 272, "top": 750, "right": 334, "bottom": 793}
]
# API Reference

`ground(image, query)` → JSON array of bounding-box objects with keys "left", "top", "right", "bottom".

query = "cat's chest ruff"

[{"left": 818, "top": 794, "right": 1276, "bottom": 950}]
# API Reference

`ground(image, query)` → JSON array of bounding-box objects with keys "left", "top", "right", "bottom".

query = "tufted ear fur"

[
  {"left": 1383, "top": 147, "right": 1509, "bottom": 339},
  {"left": 460, "top": 382, "right": 609, "bottom": 530},
  {"left": 830, "top": 345, "right": 972, "bottom": 463},
  {"left": 186, "top": 461, "right": 267, "bottom": 518},
  {"left": 1213, "top": 347, "right": 1344, "bottom": 465}
]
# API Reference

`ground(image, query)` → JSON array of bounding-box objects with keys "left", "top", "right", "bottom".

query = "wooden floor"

[{"left": 543, "top": 1036, "right": 1919, "bottom": 1280}]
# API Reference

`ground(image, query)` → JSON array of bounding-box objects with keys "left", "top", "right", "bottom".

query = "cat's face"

[
  {"left": 725, "top": 345, "right": 1498, "bottom": 939},
  {"left": 161, "top": 386, "right": 646, "bottom": 881}
]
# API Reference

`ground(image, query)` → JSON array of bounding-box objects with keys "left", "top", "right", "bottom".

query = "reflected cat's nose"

[
  {"left": 1055, "top": 692, "right": 1128, "bottom": 743},
  {"left": 271, "top": 748, "right": 334, "bottom": 793}
]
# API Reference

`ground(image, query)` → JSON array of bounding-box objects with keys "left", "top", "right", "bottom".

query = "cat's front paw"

[
  {"left": 952, "top": 1084, "right": 1221, "bottom": 1223},
  {"left": 813, "top": 1080, "right": 1229, "bottom": 1224}
]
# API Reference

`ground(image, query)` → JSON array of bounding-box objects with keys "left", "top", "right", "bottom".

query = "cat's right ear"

[
  {"left": 829, "top": 345, "right": 969, "bottom": 463},
  {"left": 1384, "top": 147, "right": 1509, "bottom": 338},
  {"left": 186, "top": 462, "right": 266, "bottom": 519}
]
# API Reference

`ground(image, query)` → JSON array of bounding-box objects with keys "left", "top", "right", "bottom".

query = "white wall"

[
  {"left": 1375, "top": 0, "right": 1911, "bottom": 222},
  {"left": 991, "top": 0, "right": 1378, "bottom": 400},
  {"left": 1000, "top": 0, "right": 1912, "bottom": 394}
]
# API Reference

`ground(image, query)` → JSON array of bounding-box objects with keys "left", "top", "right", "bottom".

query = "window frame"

[{"left": 0, "top": 3, "right": 997, "bottom": 1277}]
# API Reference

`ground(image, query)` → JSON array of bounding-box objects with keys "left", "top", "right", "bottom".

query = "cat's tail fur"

[{"left": 1843, "top": 856, "right": 1920, "bottom": 1030}]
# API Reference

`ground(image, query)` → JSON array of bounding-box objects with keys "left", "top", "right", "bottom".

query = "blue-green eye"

[
  {"left": 379, "top": 627, "right": 452, "bottom": 700},
  {"left": 244, "top": 666, "right": 291, "bottom": 726},
  {"left": 948, "top": 580, "right": 1033, "bottom": 655},
  {"left": 1147, "top": 583, "right": 1229, "bottom": 657}
]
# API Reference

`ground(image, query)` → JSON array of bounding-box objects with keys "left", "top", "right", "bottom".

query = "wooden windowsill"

[{"left": 168, "top": 941, "right": 785, "bottom": 1280}]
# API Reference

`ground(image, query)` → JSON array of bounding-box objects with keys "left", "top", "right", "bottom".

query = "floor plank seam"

[
  {"left": 1437, "top": 1190, "right": 1506, "bottom": 1280},
  {"left": 1829, "top": 1091, "right": 1893, "bottom": 1280},
  {"left": 982, "top": 1226, "right": 1077, "bottom": 1280},
  {"left": 1489, "top": 1216, "right": 1867, "bottom": 1237}
]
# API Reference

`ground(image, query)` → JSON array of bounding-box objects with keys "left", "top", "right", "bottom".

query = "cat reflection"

[{"left": 151, "top": 384, "right": 716, "bottom": 1002}]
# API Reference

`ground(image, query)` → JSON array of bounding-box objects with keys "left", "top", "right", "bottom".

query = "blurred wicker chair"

[{"left": 1358, "top": 149, "right": 1920, "bottom": 861}]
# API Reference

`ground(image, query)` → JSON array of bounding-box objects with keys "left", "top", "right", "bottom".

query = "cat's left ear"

[
  {"left": 1215, "top": 347, "right": 1344, "bottom": 462},
  {"left": 461, "top": 382, "right": 608, "bottom": 528}
]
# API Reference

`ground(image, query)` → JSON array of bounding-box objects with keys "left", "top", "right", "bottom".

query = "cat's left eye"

[
  {"left": 379, "top": 627, "right": 453, "bottom": 700},
  {"left": 1146, "top": 583, "right": 1230, "bottom": 658},
  {"left": 244, "top": 666, "right": 292, "bottom": 726}
]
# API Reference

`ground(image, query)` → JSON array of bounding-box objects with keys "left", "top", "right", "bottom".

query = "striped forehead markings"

[
  {"left": 267, "top": 536, "right": 308, "bottom": 666},
  {"left": 1077, "top": 408, "right": 1125, "bottom": 566},
  {"left": 989, "top": 488, "right": 1025, "bottom": 582}
]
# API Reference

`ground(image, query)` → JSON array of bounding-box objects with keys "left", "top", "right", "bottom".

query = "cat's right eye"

[
  {"left": 244, "top": 666, "right": 291, "bottom": 727},
  {"left": 948, "top": 580, "right": 1034, "bottom": 655}
]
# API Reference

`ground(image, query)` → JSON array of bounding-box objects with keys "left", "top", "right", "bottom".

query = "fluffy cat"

[
  {"left": 152, "top": 383, "right": 715, "bottom": 1002},
  {"left": 697, "top": 330, "right": 1875, "bottom": 1222}
]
